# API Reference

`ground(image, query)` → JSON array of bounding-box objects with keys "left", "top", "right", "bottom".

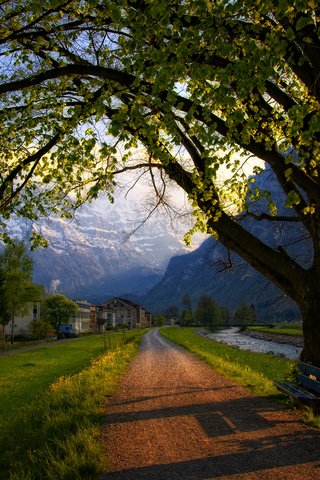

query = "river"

[{"left": 202, "top": 327, "right": 302, "bottom": 360}]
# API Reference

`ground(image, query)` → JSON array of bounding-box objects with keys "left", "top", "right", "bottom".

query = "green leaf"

[{"left": 285, "top": 190, "right": 301, "bottom": 208}]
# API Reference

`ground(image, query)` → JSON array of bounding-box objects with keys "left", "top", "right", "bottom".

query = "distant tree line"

[{"left": 153, "top": 293, "right": 256, "bottom": 327}]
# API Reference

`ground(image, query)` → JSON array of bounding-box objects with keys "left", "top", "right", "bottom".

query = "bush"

[{"left": 28, "top": 320, "right": 52, "bottom": 340}]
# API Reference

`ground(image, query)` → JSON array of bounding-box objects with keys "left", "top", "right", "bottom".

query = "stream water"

[{"left": 204, "top": 327, "right": 302, "bottom": 360}]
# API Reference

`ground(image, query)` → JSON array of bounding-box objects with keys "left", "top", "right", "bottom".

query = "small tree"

[
  {"left": 181, "top": 293, "right": 193, "bottom": 322},
  {"left": 234, "top": 304, "right": 256, "bottom": 325},
  {"left": 195, "top": 295, "right": 221, "bottom": 326},
  {"left": 28, "top": 319, "right": 52, "bottom": 340},
  {"left": 43, "top": 294, "right": 78, "bottom": 335},
  {"left": 165, "top": 304, "right": 179, "bottom": 322},
  {"left": 180, "top": 309, "right": 193, "bottom": 326},
  {"left": 153, "top": 314, "right": 166, "bottom": 327}
]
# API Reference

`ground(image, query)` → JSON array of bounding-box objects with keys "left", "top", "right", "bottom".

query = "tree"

[
  {"left": 0, "top": 2, "right": 320, "bottom": 363},
  {"left": 0, "top": 242, "right": 42, "bottom": 343},
  {"left": 181, "top": 293, "right": 193, "bottom": 322},
  {"left": 234, "top": 304, "right": 257, "bottom": 325},
  {"left": 195, "top": 295, "right": 221, "bottom": 326},
  {"left": 180, "top": 309, "right": 193, "bottom": 326},
  {"left": 220, "top": 306, "right": 231, "bottom": 326},
  {"left": 153, "top": 314, "right": 166, "bottom": 327},
  {"left": 165, "top": 304, "right": 179, "bottom": 321},
  {"left": 43, "top": 295, "right": 78, "bottom": 335}
]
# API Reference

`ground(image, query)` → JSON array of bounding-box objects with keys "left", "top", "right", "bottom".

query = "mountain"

[
  {"left": 139, "top": 236, "right": 301, "bottom": 322},
  {"left": 7, "top": 166, "right": 309, "bottom": 320},
  {"left": 8, "top": 188, "right": 205, "bottom": 303},
  {"left": 140, "top": 167, "right": 309, "bottom": 322}
]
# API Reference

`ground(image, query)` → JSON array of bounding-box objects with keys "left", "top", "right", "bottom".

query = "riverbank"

[
  {"left": 197, "top": 327, "right": 302, "bottom": 360},
  {"left": 242, "top": 329, "right": 303, "bottom": 347}
]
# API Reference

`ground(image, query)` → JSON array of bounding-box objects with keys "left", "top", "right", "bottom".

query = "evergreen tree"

[{"left": 153, "top": 315, "right": 166, "bottom": 327}]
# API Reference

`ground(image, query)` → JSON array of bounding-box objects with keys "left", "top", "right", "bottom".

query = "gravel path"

[{"left": 99, "top": 328, "right": 320, "bottom": 479}]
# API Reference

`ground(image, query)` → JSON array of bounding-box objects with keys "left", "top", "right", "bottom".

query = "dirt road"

[{"left": 99, "top": 328, "right": 320, "bottom": 479}]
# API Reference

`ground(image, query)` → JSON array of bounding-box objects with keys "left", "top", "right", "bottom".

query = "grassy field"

[
  {"left": 247, "top": 323, "right": 303, "bottom": 336},
  {"left": 0, "top": 330, "right": 146, "bottom": 480}
]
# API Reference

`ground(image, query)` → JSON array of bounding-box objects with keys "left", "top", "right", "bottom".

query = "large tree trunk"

[{"left": 299, "top": 285, "right": 320, "bottom": 366}]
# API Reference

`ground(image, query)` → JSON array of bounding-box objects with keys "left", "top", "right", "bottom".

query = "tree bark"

[{"left": 299, "top": 281, "right": 320, "bottom": 366}]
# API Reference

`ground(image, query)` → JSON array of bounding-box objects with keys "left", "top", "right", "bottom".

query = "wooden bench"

[{"left": 275, "top": 362, "right": 320, "bottom": 413}]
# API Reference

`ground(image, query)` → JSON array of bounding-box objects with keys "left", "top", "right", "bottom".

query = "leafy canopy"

[
  {"left": 0, "top": 1, "right": 319, "bottom": 308},
  {"left": 0, "top": 241, "right": 41, "bottom": 319},
  {"left": 43, "top": 294, "right": 78, "bottom": 333}
]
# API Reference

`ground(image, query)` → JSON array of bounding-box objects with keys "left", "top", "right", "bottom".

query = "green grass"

[
  {"left": 0, "top": 334, "right": 120, "bottom": 420},
  {"left": 0, "top": 330, "right": 146, "bottom": 479},
  {"left": 161, "top": 327, "right": 295, "bottom": 397},
  {"left": 247, "top": 323, "right": 303, "bottom": 336}
]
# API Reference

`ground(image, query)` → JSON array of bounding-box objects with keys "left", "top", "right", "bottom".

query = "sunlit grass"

[
  {"left": 0, "top": 332, "right": 133, "bottom": 420},
  {"left": 0, "top": 330, "right": 146, "bottom": 479}
]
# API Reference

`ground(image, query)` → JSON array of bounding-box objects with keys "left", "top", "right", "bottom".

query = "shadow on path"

[{"left": 99, "top": 329, "right": 320, "bottom": 480}]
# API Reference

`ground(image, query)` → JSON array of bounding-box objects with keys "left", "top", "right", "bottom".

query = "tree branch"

[{"left": 241, "top": 211, "right": 301, "bottom": 222}]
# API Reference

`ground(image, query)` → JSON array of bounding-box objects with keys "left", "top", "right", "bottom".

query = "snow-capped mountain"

[{"left": 8, "top": 184, "right": 205, "bottom": 303}]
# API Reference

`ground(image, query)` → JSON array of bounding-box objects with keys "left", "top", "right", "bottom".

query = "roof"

[{"left": 103, "top": 296, "right": 141, "bottom": 309}]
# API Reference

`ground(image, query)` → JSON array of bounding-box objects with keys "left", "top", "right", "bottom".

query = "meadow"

[{"left": 0, "top": 331, "right": 145, "bottom": 480}]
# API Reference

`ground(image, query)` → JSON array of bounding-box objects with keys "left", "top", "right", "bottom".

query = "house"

[
  {"left": 3, "top": 302, "right": 41, "bottom": 339},
  {"left": 3, "top": 296, "right": 151, "bottom": 340},
  {"left": 69, "top": 300, "right": 92, "bottom": 334},
  {"left": 96, "top": 304, "right": 110, "bottom": 332},
  {"left": 102, "top": 297, "right": 152, "bottom": 329},
  {"left": 90, "top": 304, "right": 97, "bottom": 332}
]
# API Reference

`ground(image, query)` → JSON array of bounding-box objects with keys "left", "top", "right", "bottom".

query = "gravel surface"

[{"left": 99, "top": 328, "right": 320, "bottom": 479}]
